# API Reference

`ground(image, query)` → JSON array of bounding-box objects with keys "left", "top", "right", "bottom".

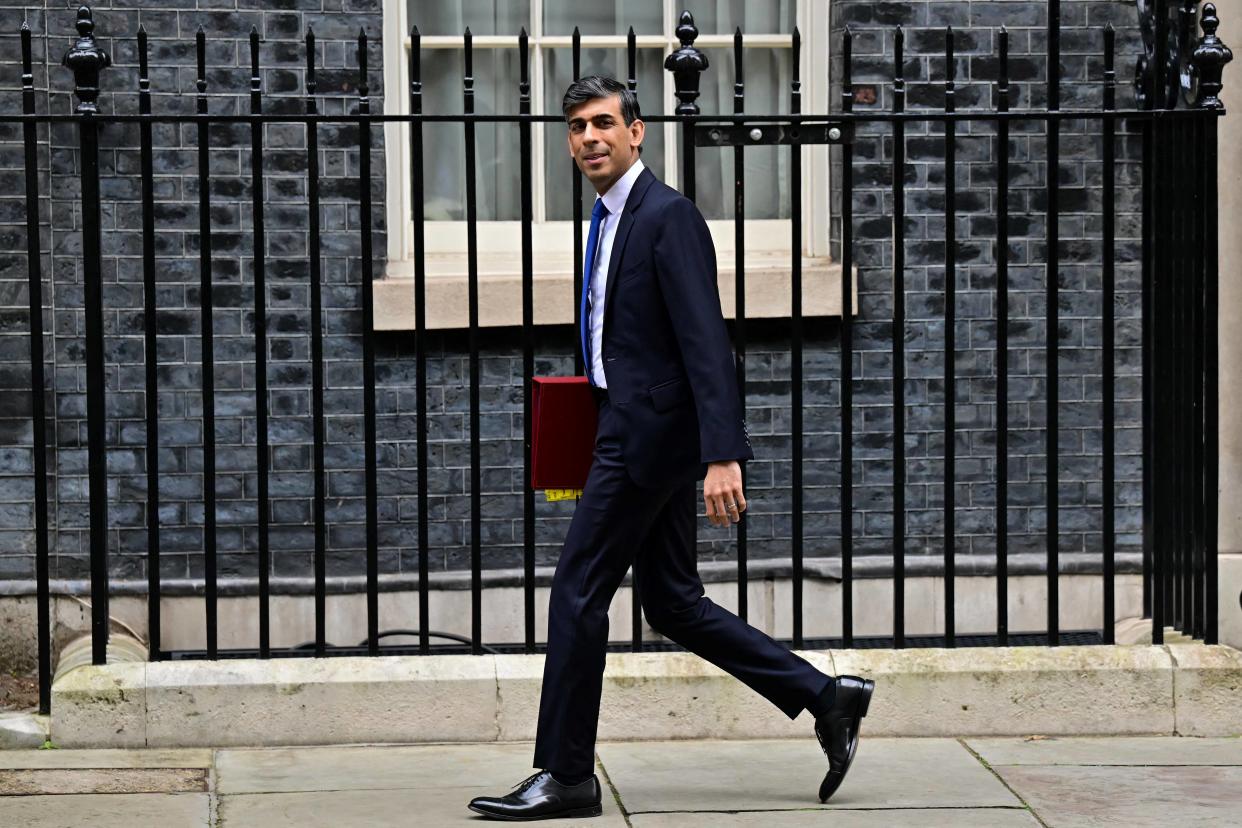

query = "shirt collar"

[{"left": 598, "top": 157, "right": 645, "bottom": 216}]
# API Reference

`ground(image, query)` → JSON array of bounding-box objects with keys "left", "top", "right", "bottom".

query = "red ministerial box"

[{"left": 531, "top": 376, "right": 597, "bottom": 490}]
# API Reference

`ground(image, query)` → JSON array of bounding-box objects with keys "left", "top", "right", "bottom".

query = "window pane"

[
  {"left": 421, "top": 49, "right": 522, "bottom": 221},
  {"left": 543, "top": 48, "right": 666, "bottom": 220},
  {"left": 692, "top": 0, "right": 796, "bottom": 35},
  {"left": 681, "top": 47, "right": 792, "bottom": 220},
  {"left": 406, "top": 0, "right": 531, "bottom": 36},
  {"left": 542, "top": 0, "right": 663, "bottom": 36}
]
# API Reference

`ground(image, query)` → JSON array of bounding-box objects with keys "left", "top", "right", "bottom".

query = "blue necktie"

[{"left": 580, "top": 198, "right": 609, "bottom": 386}]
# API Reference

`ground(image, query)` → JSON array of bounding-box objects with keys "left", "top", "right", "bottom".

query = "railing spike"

[
  {"left": 665, "top": 10, "right": 707, "bottom": 115},
  {"left": 1193, "top": 2, "right": 1233, "bottom": 110}
]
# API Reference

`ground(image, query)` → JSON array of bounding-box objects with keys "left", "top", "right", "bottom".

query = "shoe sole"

[
  {"left": 819, "top": 678, "right": 875, "bottom": 803},
  {"left": 467, "top": 803, "right": 603, "bottom": 820}
]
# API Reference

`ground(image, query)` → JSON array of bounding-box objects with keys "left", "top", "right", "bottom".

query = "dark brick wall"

[
  {"left": 826, "top": 0, "right": 1145, "bottom": 559},
  {"left": 0, "top": 0, "right": 387, "bottom": 582},
  {"left": 0, "top": 0, "right": 1144, "bottom": 589}
]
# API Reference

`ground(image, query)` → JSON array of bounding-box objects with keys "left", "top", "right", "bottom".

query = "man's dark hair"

[{"left": 562, "top": 75, "right": 643, "bottom": 154}]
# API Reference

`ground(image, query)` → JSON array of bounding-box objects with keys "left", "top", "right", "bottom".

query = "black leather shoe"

[
  {"left": 467, "top": 770, "right": 602, "bottom": 820},
  {"left": 814, "top": 674, "right": 875, "bottom": 803}
]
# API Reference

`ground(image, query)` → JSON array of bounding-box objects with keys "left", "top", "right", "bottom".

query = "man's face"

[{"left": 566, "top": 93, "right": 644, "bottom": 192}]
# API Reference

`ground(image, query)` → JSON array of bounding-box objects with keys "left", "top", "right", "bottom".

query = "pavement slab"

[
  {"left": 628, "top": 808, "right": 1041, "bottom": 826},
  {"left": 219, "top": 786, "right": 628, "bottom": 826},
  {"left": 0, "top": 767, "right": 207, "bottom": 795},
  {"left": 2, "top": 735, "right": 1239, "bottom": 826},
  {"left": 992, "top": 764, "right": 1242, "bottom": 827},
  {"left": 217, "top": 742, "right": 549, "bottom": 794},
  {"left": 0, "top": 792, "right": 210, "bottom": 827},
  {"left": 0, "top": 747, "right": 214, "bottom": 770},
  {"left": 215, "top": 741, "right": 627, "bottom": 824},
  {"left": 595, "top": 737, "right": 1022, "bottom": 813},
  {"left": 965, "top": 735, "right": 1242, "bottom": 766}
]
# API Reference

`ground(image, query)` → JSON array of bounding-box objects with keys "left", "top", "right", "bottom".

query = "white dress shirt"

[{"left": 588, "top": 157, "right": 646, "bottom": 388}]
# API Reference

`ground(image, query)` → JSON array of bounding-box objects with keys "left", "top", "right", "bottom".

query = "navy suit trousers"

[{"left": 531, "top": 394, "right": 832, "bottom": 777}]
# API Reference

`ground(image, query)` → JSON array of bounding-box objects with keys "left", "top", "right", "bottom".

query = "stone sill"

[
  {"left": 373, "top": 251, "right": 855, "bottom": 331},
  {"left": 49, "top": 644, "right": 1242, "bottom": 747}
]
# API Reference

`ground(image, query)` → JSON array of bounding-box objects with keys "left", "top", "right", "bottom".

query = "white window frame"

[
  {"left": 382, "top": 0, "right": 832, "bottom": 271},
  {"left": 372, "top": 0, "right": 849, "bottom": 330}
]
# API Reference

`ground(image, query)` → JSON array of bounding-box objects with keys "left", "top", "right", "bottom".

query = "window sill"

[{"left": 373, "top": 252, "right": 856, "bottom": 331}]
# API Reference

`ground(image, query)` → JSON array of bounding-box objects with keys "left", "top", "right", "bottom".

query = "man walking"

[{"left": 468, "top": 76, "right": 875, "bottom": 821}]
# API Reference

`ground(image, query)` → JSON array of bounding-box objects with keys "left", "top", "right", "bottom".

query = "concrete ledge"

[
  {"left": 53, "top": 661, "right": 146, "bottom": 749},
  {"left": 50, "top": 644, "right": 1242, "bottom": 749},
  {"left": 833, "top": 645, "right": 1175, "bottom": 738},
  {"left": 1167, "top": 643, "right": 1242, "bottom": 737}
]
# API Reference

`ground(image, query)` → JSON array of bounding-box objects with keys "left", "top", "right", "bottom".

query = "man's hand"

[{"left": 703, "top": 460, "right": 746, "bottom": 527}]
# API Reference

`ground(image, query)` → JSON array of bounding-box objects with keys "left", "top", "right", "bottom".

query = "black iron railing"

[{"left": 1, "top": 3, "right": 1231, "bottom": 718}]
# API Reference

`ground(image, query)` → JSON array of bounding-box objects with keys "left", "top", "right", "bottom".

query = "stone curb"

[{"left": 48, "top": 644, "right": 1242, "bottom": 749}]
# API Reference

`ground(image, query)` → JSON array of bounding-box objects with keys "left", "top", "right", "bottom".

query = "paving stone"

[
  {"left": 965, "top": 735, "right": 1242, "bottom": 766},
  {"left": 0, "top": 748, "right": 213, "bottom": 770},
  {"left": 219, "top": 787, "right": 629, "bottom": 826},
  {"left": 993, "top": 765, "right": 1242, "bottom": 827},
  {"left": 596, "top": 737, "right": 1020, "bottom": 813},
  {"left": 217, "top": 741, "right": 551, "bottom": 794},
  {"left": 215, "top": 740, "right": 628, "bottom": 823},
  {"left": 0, "top": 793, "right": 209, "bottom": 827},
  {"left": 0, "top": 767, "right": 206, "bottom": 795},
  {"left": 630, "top": 808, "right": 1040, "bottom": 826}
]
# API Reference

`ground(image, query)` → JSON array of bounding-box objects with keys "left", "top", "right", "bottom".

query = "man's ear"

[{"left": 630, "top": 118, "right": 644, "bottom": 153}]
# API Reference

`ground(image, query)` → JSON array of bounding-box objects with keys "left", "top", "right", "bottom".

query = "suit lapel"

[{"left": 603, "top": 165, "right": 656, "bottom": 334}]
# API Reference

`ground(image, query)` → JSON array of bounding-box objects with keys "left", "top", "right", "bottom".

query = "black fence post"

[
  {"left": 194, "top": 25, "right": 219, "bottom": 659},
  {"left": 518, "top": 26, "right": 536, "bottom": 654},
  {"left": 358, "top": 28, "right": 380, "bottom": 656},
  {"left": 137, "top": 25, "right": 161, "bottom": 662},
  {"left": 840, "top": 25, "right": 855, "bottom": 648},
  {"left": 627, "top": 24, "right": 644, "bottom": 652},
  {"left": 1046, "top": 0, "right": 1062, "bottom": 647},
  {"left": 943, "top": 25, "right": 957, "bottom": 648},
  {"left": 1102, "top": 24, "right": 1117, "bottom": 645},
  {"left": 892, "top": 25, "right": 907, "bottom": 648},
  {"left": 305, "top": 27, "right": 328, "bottom": 658},
  {"left": 22, "top": 21, "right": 52, "bottom": 714},
  {"left": 1139, "top": 15, "right": 1156, "bottom": 636},
  {"left": 61, "top": 4, "right": 111, "bottom": 666},
  {"left": 1192, "top": 2, "right": 1232, "bottom": 645},
  {"left": 734, "top": 25, "right": 750, "bottom": 628},
  {"left": 249, "top": 26, "right": 271, "bottom": 660},
  {"left": 995, "top": 26, "right": 1011, "bottom": 646},
  {"left": 409, "top": 25, "right": 431, "bottom": 656},
  {"left": 462, "top": 27, "right": 483, "bottom": 654},
  {"left": 665, "top": 9, "right": 707, "bottom": 630},
  {"left": 790, "top": 24, "right": 804, "bottom": 648}
]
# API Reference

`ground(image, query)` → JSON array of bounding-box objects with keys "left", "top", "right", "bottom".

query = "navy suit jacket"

[{"left": 586, "top": 163, "right": 753, "bottom": 488}]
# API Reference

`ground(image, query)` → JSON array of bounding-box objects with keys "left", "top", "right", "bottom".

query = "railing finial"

[
  {"left": 1193, "top": 2, "right": 1233, "bottom": 109},
  {"left": 664, "top": 10, "right": 709, "bottom": 116},
  {"left": 62, "top": 5, "right": 111, "bottom": 114}
]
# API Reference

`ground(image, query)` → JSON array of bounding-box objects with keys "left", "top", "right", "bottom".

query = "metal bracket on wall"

[{"left": 695, "top": 122, "right": 854, "bottom": 147}]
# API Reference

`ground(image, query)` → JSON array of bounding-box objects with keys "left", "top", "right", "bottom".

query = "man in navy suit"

[{"left": 469, "top": 76, "right": 875, "bottom": 821}]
